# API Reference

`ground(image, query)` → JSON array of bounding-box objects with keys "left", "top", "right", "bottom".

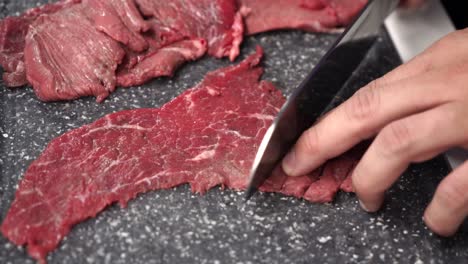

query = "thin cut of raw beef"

[
  {"left": 135, "top": 0, "right": 244, "bottom": 61},
  {"left": 1, "top": 47, "right": 361, "bottom": 263},
  {"left": 24, "top": 2, "right": 207, "bottom": 102},
  {"left": 83, "top": 0, "right": 151, "bottom": 52},
  {"left": 0, "top": 0, "right": 242, "bottom": 101},
  {"left": 0, "top": 0, "right": 80, "bottom": 87},
  {"left": 0, "top": 0, "right": 366, "bottom": 102},
  {"left": 24, "top": 5, "right": 126, "bottom": 102},
  {"left": 116, "top": 38, "right": 208, "bottom": 87},
  {"left": 237, "top": 0, "right": 368, "bottom": 35}
]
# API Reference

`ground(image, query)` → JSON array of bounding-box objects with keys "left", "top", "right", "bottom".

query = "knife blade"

[{"left": 245, "top": 0, "right": 399, "bottom": 200}]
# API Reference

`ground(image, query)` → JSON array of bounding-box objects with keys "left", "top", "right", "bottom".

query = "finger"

[
  {"left": 282, "top": 66, "right": 465, "bottom": 176},
  {"left": 353, "top": 102, "right": 468, "bottom": 212},
  {"left": 424, "top": 161, "right": 468, "bottom": 236},
  {"left": 319, "top": 30, "right": 468, "bottom": 123}
]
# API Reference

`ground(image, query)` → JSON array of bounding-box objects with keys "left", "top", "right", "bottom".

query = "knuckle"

[
  {"left": 345, "top": 80, "right": 381, "bottom": 122},
  {"left": 375, "top": 121, "right": 413, "bottom": 158}
]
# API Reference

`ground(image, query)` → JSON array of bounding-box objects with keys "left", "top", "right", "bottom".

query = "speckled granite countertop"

[{"left": 1, "top": 1, "right": 467, "bottom": 263}]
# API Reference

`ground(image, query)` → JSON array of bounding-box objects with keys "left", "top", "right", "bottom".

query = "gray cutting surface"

[{"left": 0, "top": 1, "right": 467, "bottom": 263}]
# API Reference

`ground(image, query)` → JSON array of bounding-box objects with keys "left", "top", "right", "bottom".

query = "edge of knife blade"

[{"left": 245, "top": 124, "right": 276, "bottom": 200}]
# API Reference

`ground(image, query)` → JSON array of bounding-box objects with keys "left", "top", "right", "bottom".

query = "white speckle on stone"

[
  {"left": 119, "top": 232, "right": 129, "bottom": 238},
  {"left": 317, "top": 236, "right": 332, "bottom": 243},
  {"left": 109, "top": 219, "right": 120, "bottom": 227}
]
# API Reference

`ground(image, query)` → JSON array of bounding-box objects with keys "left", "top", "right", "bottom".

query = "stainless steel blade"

[{"left": 245, "top": 0, "right": 399, "bottom": 200}]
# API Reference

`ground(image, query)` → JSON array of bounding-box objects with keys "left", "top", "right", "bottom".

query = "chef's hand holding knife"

[{"left": 282, "top": 0, "right": 468, "bottom": 236}]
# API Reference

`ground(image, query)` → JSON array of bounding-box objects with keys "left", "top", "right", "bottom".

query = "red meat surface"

[
  {"left": 303, "top": 154, "right": 355, "bottom": 203},
  {"left": 0, "top": 0, "right": 243, "bottom": 101},
  {"left": 0, "top": 0, "right": 80, "bottom": 87},
  {"left": 117, "top": 38, "right": 208, "bottom": 87},
  {"left": 0, "top": 0, "right": 365, "bottom": 102},
  {"left": 238, "top": 0, "right": 368, "bottom": 35},
  {"left": 1, "top": 48, "right": 362, "bottom": 263},
  {"left": 83, "top": 0, "right": 151, "bottom": 52},
  {"left": 135, "top": 0, "right": 244, "bottom": 60},
  {"left": 24, "top": 5, "right": 126, "bottom": 102}
]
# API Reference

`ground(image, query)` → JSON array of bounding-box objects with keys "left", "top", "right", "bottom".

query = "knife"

[{"left": 245, "top": 0, "right": 400, "bottom": 200}]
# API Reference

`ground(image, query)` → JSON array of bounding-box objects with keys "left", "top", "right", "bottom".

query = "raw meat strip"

[
  {"left": 24, "top": 5, "right": 126, "bottom": 102},
  {"left": 1, "top": 47, "right": 283, "bottom": 263},
  {"left": 135, "top": 0, "right": 244, "bottom": 60},
  {"left": 0, "top": 0, "right": 80, "bottom": 87},
  {"left": 0, "top": 0, "right": 365, "bottom": 102},
  {"left": 326, "top": 0, "right": 370, "bottom": 25},
  {"left": 259, "top": 155, "right": 357, "bottom": 202},
  {"left": 339, "top": 162, "right": 357, "bottom": 193},
  {"left": 238, "top": 0, "right": 368, "bottom": 35},
  {"left": 116, "top": 38, "right": 208, "bottom": 87},
  {"left": 83, "top": 0, "right": 150, "bottom": 52},
  {"left": 281, "top": 172, "right": 320, "bottom": 197},
  {"left": 1, "top": 0, "right": 240, "bottom": 101},
  {"left": 1, "top": 47, "right": 365, "bottom": 263},
  {"left": 303, "top": 154, "right": 355, "bottom": 203},
  {"left": 114, "top": 18, "right": 194, "bottom": 87}
]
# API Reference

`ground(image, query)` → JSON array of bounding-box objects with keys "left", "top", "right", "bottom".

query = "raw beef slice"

[
  {"left": 238, "top": 0, "right": 368, "bottom": 35},
  {"left": 135, "top": 0, "right": 244, "bottom": 60},
  {"left": 117, "top": 38, "right": 208, "bottom": 86},
  {"left": 24, "top": 5, "right": 125, "bottom": 102},
  {"left": 0, "top": 0, "right": 80, "bottom": 87},
  {"left": 0, "top": 0, "right": 239, "bottom": 100},
  {"left": 83, "top": 0, "right": 151, "bottom": 52},
  {"left": 0, "top": 0, "right": 366, "bottom": 102},
  {"left": 1, "top": 47, "right": 360, "bottom": 263}
]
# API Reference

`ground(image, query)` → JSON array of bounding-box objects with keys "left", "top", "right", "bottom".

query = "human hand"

[{"left": 281, "top": 28, "right": 468, "bottom": 236}]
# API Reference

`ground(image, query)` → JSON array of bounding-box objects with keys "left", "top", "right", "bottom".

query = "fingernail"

[
  {"left": 282, "top": 150, "right": 296, "bottom": 175},
  {"left": 359, "top": 199, "right": 370, "bottom": 212}
]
